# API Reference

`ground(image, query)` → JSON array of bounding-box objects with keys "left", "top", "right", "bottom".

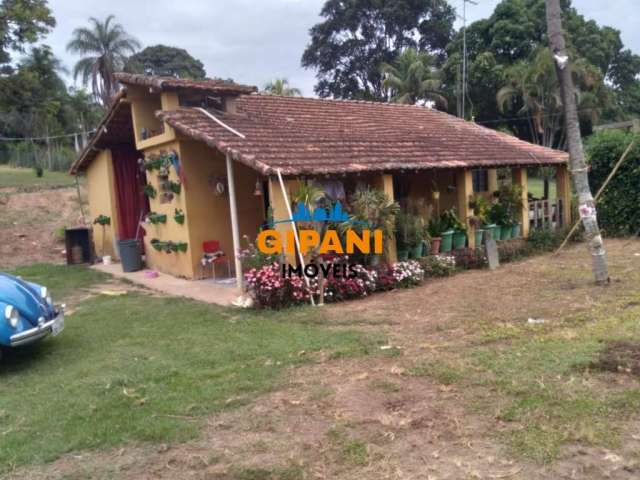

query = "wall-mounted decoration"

[
  {"left": 174, "top": 208, "right": 185, "bottom": 225},
  {"left": 168, "top": 180, "right": 181, "bottom": 195},
  {"left": 146, "top": 212, "right": 167, "bottom": 225},
  {"left": 144, "top": 150, "right": 179, "bottom": 173},
  {"left": 160, "top": 192, "right": 174, "bottom": 204},
  {"left": 143, "top": 184, "right": 157, "bottom": 199},
  {"left": 209, "top": 175, "right": 227, "bottom": 196},
  {"left": 150, "top": 239, "right": 188, "bottom": 253}
]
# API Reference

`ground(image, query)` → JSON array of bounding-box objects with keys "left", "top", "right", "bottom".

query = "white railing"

[{"left": 529, "top": 199, "right": 565, "bottom": 231}]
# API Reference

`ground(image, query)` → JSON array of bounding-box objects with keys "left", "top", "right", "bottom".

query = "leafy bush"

[
  {"left": 389, "top": 261, "right": 425, "bottom": 288},
  {"left": 451, "top": 248, "right": 487, "bottom": 269},
  {"left": 324, "top": 264, "right": 377, "bottom": 302},
  {"left": 419, "top": 255, "right": 456, "bottom": 278},
  {"left": 245, "top": 263, "right": 310, "bottom": 309},
  {"left": 586, "top": 130, "right": 640, "bottom": 235}
]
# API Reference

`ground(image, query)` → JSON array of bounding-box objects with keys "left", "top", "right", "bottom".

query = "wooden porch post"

[
  {"left": 555, "top": 164, "right": 572, "bottom": 228},
  {"left": 371, "top": 174, "right": 397, "bottom": 263},
  {"left": 456, "top": 169, "right": 475, "bottom": 248},
  {"left": 512, "top": 168, "right": 530, "bottom": 237},
  {"left": 225, "top": 153, "right": 244, "bottom": 291},
  {"left": 488, "top": 168, "right": 499, "bottom": 193}
]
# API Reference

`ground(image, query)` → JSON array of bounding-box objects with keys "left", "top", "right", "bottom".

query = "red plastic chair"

[{"left": 201, "top": 240, "right": 231, "bottom": 280}]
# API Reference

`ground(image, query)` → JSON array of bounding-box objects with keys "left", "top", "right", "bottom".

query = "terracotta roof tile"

[
  {"left": 157, "top": 95, "right": 568, "bottom": 176},
  {"left": 114, "top": 72, "right": 257, "bottom": 95}
]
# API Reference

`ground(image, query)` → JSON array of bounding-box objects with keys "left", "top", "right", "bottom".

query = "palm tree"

[
  {"left": 381, "top": 48, "right": 447, "bottom": 107},
  {"left": 263, "top": 78, "right": 302, "bottom": 96},
  {"left": 496, "top": 48, "right": 610, "bottom": 149},
  {"left": 67, "top": 15, "right": 140, "bottom": 105}
]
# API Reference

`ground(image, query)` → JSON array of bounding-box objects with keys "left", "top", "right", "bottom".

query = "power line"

[
  {"left": 0, "top": 129, "right": 96, "bottom": 142},
  {"left": 474, "top": 106, "right": 602, "bottom": 126}
]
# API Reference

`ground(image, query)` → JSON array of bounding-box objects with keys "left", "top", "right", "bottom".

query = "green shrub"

[{"left": 586, "top": 130, "right": 640, "bottom": 236}]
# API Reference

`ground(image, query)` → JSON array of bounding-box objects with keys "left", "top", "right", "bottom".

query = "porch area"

[{"left": 92, "top": 262, "right": 239, "bottom": 306}]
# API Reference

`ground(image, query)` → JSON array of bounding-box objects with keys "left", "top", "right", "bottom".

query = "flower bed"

[{"left": 245, "top": 259, "right": 426, "bottom": 309}]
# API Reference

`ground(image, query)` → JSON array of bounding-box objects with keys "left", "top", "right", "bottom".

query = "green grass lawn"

[
  {"left": 528, "top": 177, "right": 557, "bottom": 199},
  {"left": 0, "top": 265, "right": 374, "bottom": 472},
  {"left": 0, "top": 165, "right": 76, "bottom": 190}
]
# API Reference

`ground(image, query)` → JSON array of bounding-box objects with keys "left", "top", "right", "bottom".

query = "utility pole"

[
  {"left": 545, "top": 0, "right": 609, "bottom": 284},
  {"left": 460, "top": 0, "right": 477, "bottom": 120}
]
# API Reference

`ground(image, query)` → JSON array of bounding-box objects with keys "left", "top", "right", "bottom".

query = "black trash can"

[{"left": 118, "top": 239, "right": 142, "bottom": 272}]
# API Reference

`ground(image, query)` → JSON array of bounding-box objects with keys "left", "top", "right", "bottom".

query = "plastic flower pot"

[
  {"left": 500, "top": 224, "right": 513, "bottom": 240},
  {"left": 397, "top": 249, "right": 410, "bottom": 261},
  {"left": 452, "top": 231, "right": 467, "bottom": 250},
  {"left": 475, "top": 229, "right": 486, "bottom": 247},
  {"left": 440, "top": 230, "right": 454, "bottom": 252},
  {"left": 430, "top": 237, "right": 442, "bottom": 255},
  {"left": 511, "top": 223, "right": 522, "bottom": 238},
  {"left": 411, "top": 244, "right": 424, "bottom": 259},
  {"left": 485, "top": 224, "right": 498, "bottom": 240}
]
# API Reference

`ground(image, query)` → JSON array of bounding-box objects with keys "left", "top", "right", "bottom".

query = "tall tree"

[
  {"left": 497, "top": 48, "right": 611, "bottom": 149},
  {"left": 442, "top": 0, "right": 637, "bottom": 124},
  {"left": 381, "top": 48, "right": 446, "bottom": 106},
  {"left": 545, "top": 0, "right": 608, "bottom": 284},
  {"left": 302, "top": 0, "right": 455, "bottom": 100},
  {"left": 0, "top": 0, "right": 55, "bottom": 68},
  {"left": 125, "top": 45, "right": 206, "bottom": 79},
  {"left": 67, "top": 15, "right": 140, "bottom": 105},
  {"left": 263, "top": 78, "right": 302, "bottom": 96}
]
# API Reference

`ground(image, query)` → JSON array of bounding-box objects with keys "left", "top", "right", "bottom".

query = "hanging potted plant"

[
  {"left": 143, "top": 184, "right": 157, "bottom": 199},
  {"left": 174, "top": 208, "right": 185, "bottom": 225},
  {"left": 146, "top": 211, "right": 167, "bottom": 225}
]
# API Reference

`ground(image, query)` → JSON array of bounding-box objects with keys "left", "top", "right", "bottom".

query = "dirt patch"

[
  {"left": 592, "top": 341, "right": 640, "bottom": 376},
  {"left": 0, "top": 187, "right": 87, "bottom": 269}
]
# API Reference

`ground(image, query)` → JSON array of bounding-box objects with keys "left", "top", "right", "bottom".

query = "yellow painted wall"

[
  {"left": 179, "top": 142, "right": 266, "bottom": 279},
  {"left": 86, "top": 149, "right": 120, "bottom": 259},
  {"left": 141, "top": 141, "right": 193, "bottom": 278},
  {"left": 128, "top": 85, "right": 176, "bottom": 150},
  {"left": 268, "top": 176, "right": 301, "bottom": 265}
]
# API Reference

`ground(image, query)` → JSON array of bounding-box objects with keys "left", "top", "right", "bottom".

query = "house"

[{"left": 70, "top": 73, "right": 571, "bottom": 287}]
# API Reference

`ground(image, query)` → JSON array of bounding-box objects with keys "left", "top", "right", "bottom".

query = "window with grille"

[{"left": 472, "top": 169, "right": 489, "bottom": 193}]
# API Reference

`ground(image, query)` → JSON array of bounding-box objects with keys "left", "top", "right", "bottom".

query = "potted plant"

[
  {"left": 487, "top": 202, "right": 509, "bottom": 241},
  {"left": 440, "top": 209, "right": 463, "bottom": 251},
  {"left": 413, "top": 217, "right": 429, "bottom": 258},
  {"left": 497, "top": 184, "right": 524, "bottom": 240},
  {"left": 395, "top": 211, "right": 412, "bottom": 261},
  {"left": 469, "top": 195, "right": 490, "bottom": 246},
  {"left": 344, "top": 187, "right": 400, "bottom": 264},
  {"left": 427, "top": 216, "right": 443, "bottom": 255}
]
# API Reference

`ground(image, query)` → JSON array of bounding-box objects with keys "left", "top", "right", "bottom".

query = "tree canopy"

[
  {"left": 0, "top": 0, "right": 55, "bottom": 68},
  {"left": 125, "top": 45, "right": 206, "bottom": 79},
  {"left": 381, "top": 48, "right": 445, "bottom": 106},
  {"left": 301, "top": 0, "right": 455, "bottom": 100}
]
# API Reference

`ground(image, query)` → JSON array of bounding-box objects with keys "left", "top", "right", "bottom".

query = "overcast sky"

[{"left": 43, "top": 0, "right": 640, "bottom": 97}]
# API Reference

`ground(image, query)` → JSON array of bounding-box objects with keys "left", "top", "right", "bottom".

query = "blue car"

[{"left": 0, "top": 272, "right": 65, "bottom": 359}]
